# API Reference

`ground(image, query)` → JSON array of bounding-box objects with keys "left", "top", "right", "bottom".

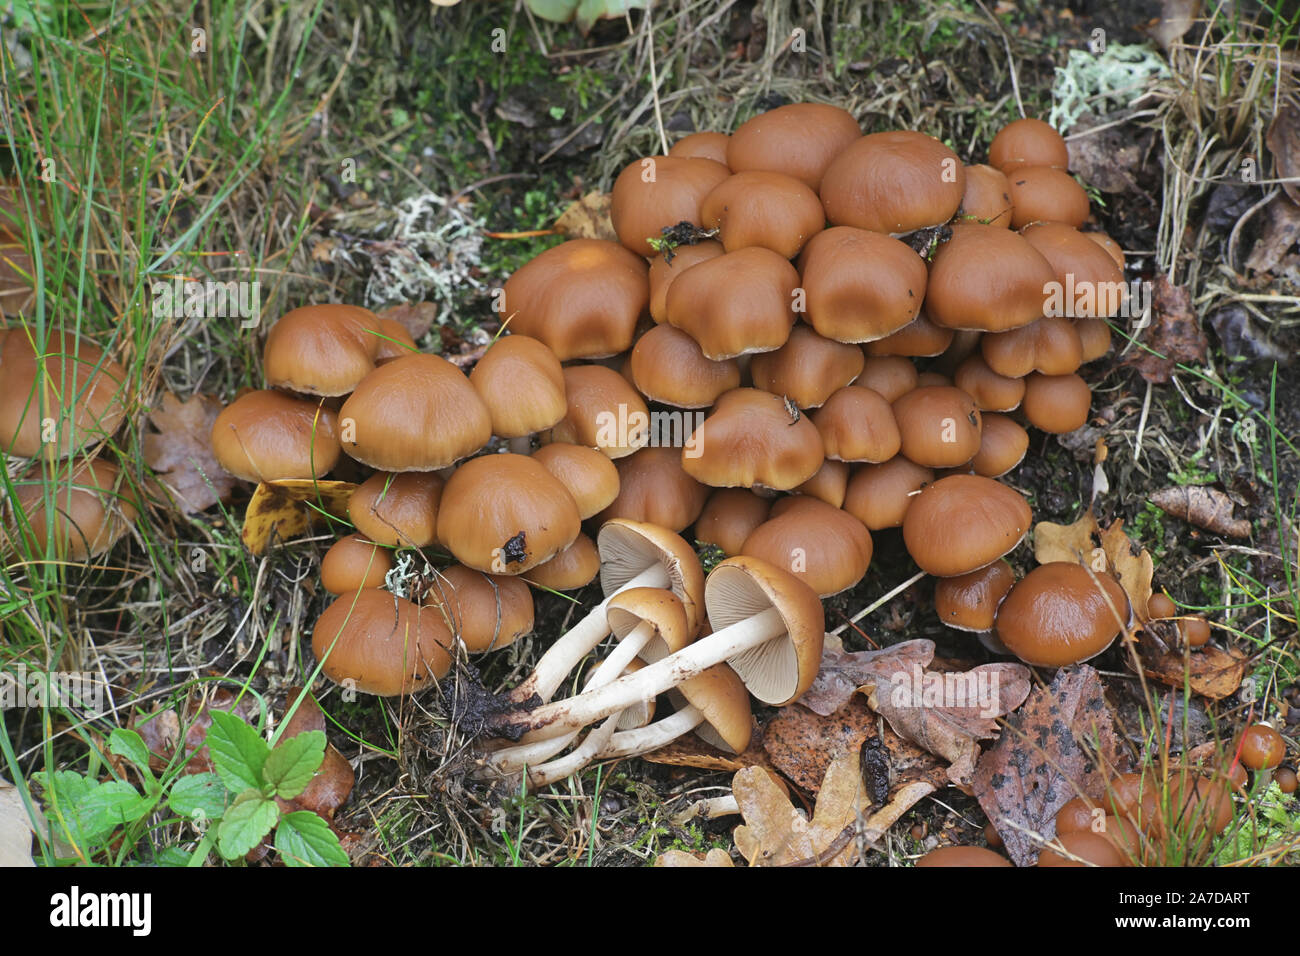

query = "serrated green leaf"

[
  {"left": 263, "top": 731, "right": 325, "bottom": 800},
  {"left": 167, "top": 773, "right": 227, "bottom": 822},
  {"left": 109, "top": 729, "right": 155, "bottom": 780},
  {"left": 206, "top": 711, "right": 269, "bottom": 793},
  {"left": 216, "top": 791, "right": 278, "bottom": 860},
  {"left": 275, "top": 811, "right": 349, "bottom": 867}
]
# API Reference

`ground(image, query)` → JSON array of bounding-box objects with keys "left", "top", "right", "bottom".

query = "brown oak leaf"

[
  {"left": 1126, "top": 277, "right": 1207, "bottom": 383},
  {"left": 142, "top": 392, "right": 235, "bottom": 515},
  {"left": 1149, "top": 485, "right": 1252, "bottom": 538}
]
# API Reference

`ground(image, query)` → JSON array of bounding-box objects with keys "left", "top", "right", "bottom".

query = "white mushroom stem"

[
  {"left": 491, "top": 607, "right": 784, "bottom": 739},
  {"left": 508, "top": 564, "right": 670, "bottom": 704},
  {"left": 485, "top": 620, "right": 657, "bottom": 772},
  {"left": 518, "top": 713, "right": 622, "bottom": 788},
  {"left": 672, "top": 793, "right": 740, "bottom": 825},
  {"left": 597, "top": 704, "right": 703, "bottom": 759}
]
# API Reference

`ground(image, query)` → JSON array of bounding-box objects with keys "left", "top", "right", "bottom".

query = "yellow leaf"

[
  {"left": 241, "top": 479, "right": 356, "bottom": 556},
  {"left": 553, "top": 191, "right": 617, "bottom": 242},
  {"left": 1032, "top": 513, "right": 1100, "bottom": 565}
]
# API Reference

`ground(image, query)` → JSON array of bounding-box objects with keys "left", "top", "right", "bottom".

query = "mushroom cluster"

[{"left": 209, "top": 104, "right": 1151, "bottom": 786}]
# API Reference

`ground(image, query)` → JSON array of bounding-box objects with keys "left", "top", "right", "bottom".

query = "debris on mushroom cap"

[
  {"left": 996, "top": 562, "right": 1130, "bottom": 667},
  {"left": 595, "top": 446, "right": 709, "bottom": 532},
  {"left": 609, "top": 154, "right": 730, "bottom": 258},
  {"left": 648, "top": 240, "right": 724, "bottom": 323},
  {"left": 954, "top": 354, "right": 1026, "bottom": 413},
  {"left": 863, "top": 311, "right": 954, "bottom": 358},
  {"left": 891, "top": 385, "right": 983, "bottom": 468},
  {"left": 531, "top": 442, "right": 619, "bottom": 519},
  {"left": 665, "top": 247, "right": 800, "bottom": 360},
  {"left": 700, "top": 170, "right": 825, "bottom": 258},
  {"left": 821, "top": 130, "right": 966, "bottom": 234},
  {"left": 935, "top": 559, "right": 1015, "bottom": 632},
  {"left": 902, "top": 474, "right": 1031, "bottom": 576},
  {"left": 348, "top": 471, "right": 443, "bottom": 549},
  {"left": 842, "top": 455, "right": 933, "bottom": 530},
  {"left": 957, "top": 163, "right": 1014, "bottom": 227},
  {"left": 695, "top": 488, "right": 771, "bottom": 557},
  {"left": 988, "top": 117, "right": 1069, "bottom": 172},
  {"left": 668, "top": 131, "right": 730, "bottom": 165},
  {"left": 795, "top": 459, "right": 850, "bottom": 508},
  {"left": 1006, "top": 166, "right": 1090, "bottom": 229},
  {"left": 680, "top": 388, "right": 824, "bottom": 491},
  {"left": 436, "top": 453, "right": 581, "bottom": 574},
  {"left": 311, "top": 588, "right": 452, "bottom": 696},
  {"left": 424, "top": 564, "right": 534, "bottom": 654},
  {"left": 338, "top": 352, "right": 491, "bottom": 471},
  {"left": 321, "top": 533, "right": 394, "bottom": 595},
  {"left": 915, "top": 845, "right": 1013, "bottom": 867},
  {"left": 501, "top": 238, "right": 649, "bottom": 360},
  {"left": 546, "top": 363, "right": 651, "bottom": 459},
  {"left": 924, "top": 223, "right": 1056, "bottom": 332},
  {"left": 725, "top": 102, "right": 861, "bottom": 191},
  {"left": 1022, "top": 371, "right": 1091, "bottom": 434},
  {"left": 740, "top": 495, "right": 873, "bottom": 597},
  {"left": 523, "top": 533, "right": 600, "bottom": 591},
  {"left": 812, "top": 386, "right": 901, "bottom": 463},
  {"left": 5, "top": 457, "right": 137, "bottom": 560},
  {"left": 750, "top": 325, "right": 865, "bottom": 411},
  {"left": 855, "top": 354, "right": 919, "bottom": 402},
  {"left": 468, "top": 334, "right": 567, "bottom": 441},
  {"left": 0, "top": 328, "right": 129, "bottom": 458},
  {"left": 797, "top": 226, "right": 928, "bottom": 344},
  {"left": 629, "top": 324, "right": 740, "bottom": 409},
  {"left": 262, "top": 304, "right": 383, "bottom": 397},
  {"left": 210, "top": 389, "right": 341, "bottom": 484}
]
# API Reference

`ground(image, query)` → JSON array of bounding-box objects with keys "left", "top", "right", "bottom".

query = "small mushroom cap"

[
  {"left": 629, "top": 324, "right": 740, "bottom": 409},
  {"left": 546, "top": 364, "right": 651, "bottom": 459},
  {"left": 436, "top": 454, "right": 582, "bottom": 574},
  {"left": 262, "top": 304, "right": 382, "bottom": 396},
  {"left": 680, "top": 388, "right": 825, "bottom": 491},
  {"left": 855, "top": 355, "right": 919, "bottom": 402},
  {"left": 1147, "top": 592, "right": 1177, "bottom": 619},
  {"left": 903, "top": 474, "right": 1031, "bottom": 576},
  {"left": 794, "top": 458, "right": 850, "bottom": 508},
  {"left": 348, "top": 471, "right": 443, "bottom": 549},
  {"left": 1074, "top": 317, "right": 1112, "bottom": 362},
  {"left": 607, "top": 587, "right": 693, "bottom": 663},
  {"left": 676, "top": 663, "right": 752, "bottom": 754},
  {"left": 1022, "top": 372, "right": 1091, "bottom": 434},
  {"left": 700, "top": 170, "right": 825, "bottom": 258},
  {"left": 211, "top": 389, "right": 340, "bottom": 482},
  {"left": 1006, "top": 167, "right": 1090, "bottom": 229},
  {"left": 1021, "top": 222, "right": 1126, "bottom": 318},
  {"left": 988, "top": 118, "right": 1069, "bottom": 172},
  {"left": 797, "top": 226, "right": 928, "bottom": 343},
  {"left": 740, "top": 496, "right": 873, "bottom": 597},
  {"left": 695, "top": 488, "right": 771, "bottom": 556},
  {"left": 648, "top": 241, "right": 725, "bottom": 323},
  {"left": 934, "top": 559, "right": 1015, "bottom": 632},
  {"left": 813, "top": 386, "right": 900, "bottom": 463},
  {"left": 469, "top": 335, "right": 567, "bottom": 439},
  {"left": 7, "top": 457, "right": 137, "bottom": 560},
  {"left": 595, "top": 446, "right": 710, "bottom": 532},
  {"left": 1083, "top": 230, "right": 1125, "bottom": 269},
  {"left": 957, "top": 164, "right": 1014, "bottom": 227},
  {"left": 725, "top": 102, "right": 860, "bottom": 190},
  {"left": 597, "top": 520, "right": 705, "bottom": 635},
  {"left": 1055, "top": 796, "right": 1100, "bottom": 835},
  {"left": 842, "top": 456, "right": 933, "bottom": 530},
  {"left": 953, "top": 354, "right": 1025, "bottom": 413},
  {"left": 863, "top": 312, "right": 954, "bottom": 358},
  {"left": 1239, "top": 724, "right": 1285, "bottom": 771},
  {"left": 971, "top": 413, "right": 1029, "bottom": 478},
  {"left": 1038, "top": 831, "right": 1129, "bottom": 867},
  {"left": 995, "top": 562, "right": 1130, "bottom": 667},
  {"left": 531, "top": 443, "right": 619, "bottom": 519},
  {"left": 704, "top": 555, "right": 824, "bottom": 706},
  {"left": 338, "top": 353, "right": 491, "bottom": 471},
  {"left": 320, "top": 534, "right": 394, "bottom": 595},
  {"left": 425, "top": 564, "right": 534, "bottom": 653},
  {"left": 981, "top": 315, "right": 1084, "bottom": 379},
  {"left": 610, "top": 155, "right": 730, "bottom": 257},
  {"left": 501, "top": 239, "right": 649, "bottom": 360},
  {"left": 665, "top": 247, "right": 800, "bottom": 360},
  {"left": 924, "top": 224, "right": 1055, "bottom": 332},
  {"left": 749, "top": 325, "right": 865, "bottom": 410},
  {"left": 820, "top": 131, "right": 966, "bottom": 234},
  {"left": 891, "top": 386, "right": 983, "bottom": 468},
  {"left": 523, "top": 533, "right": 600, "bottom": 591},
  {"left": 668, "top": 131, "right": 731, "bottom": 165},
  {"left": 915, "top": 845, "right": 1013, "bottom": 867},
  {"left": 312, "top": 588, "right": 452, "bottom": 696}
]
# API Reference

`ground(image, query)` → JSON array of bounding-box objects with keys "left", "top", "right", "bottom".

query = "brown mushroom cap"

[
  {"left": 957, "top": 164, "right": 1014, "bottom": 227},
  {"left": 953, "top": 354, "right": 1025, "bottom": 413},
  {"left": 629, "top": 324, "right": 741, "bottom": 408},
  {"left": 981, "top": 316, "right": 1084, "bottom": 378},
  {"left": 1074, "top": 317, "right": 1112, "bottom": 362},
  {"left": 211, "top": 389, "right": 341, "bottom": 482},
  {"left": 740, "top": 496, "right": 873, "bottom": 597},
  {"left": 676, "top": 663, "right": 753, "bottom": 754},
  {"left": 1055, "top": 796, "right": 1100, "bottom": 835},
  {"left": 610, "top": 155, "right": 730, "bottom": 257},
  {"left": 373, "top": 318, "right": 418, "bottom": 363},
  {"left": 665, "top": 247, "right": 800, "bottom": 360},
  {"left": 530, "top": 442, "right": 620, "bottom": 519},
  {"left": 338, "top": 353, "right": 491, "bottom": 471},
  {"left": 7, "top": 457, "right": 137, "bottom": 560},
  {"left": 705, "top": 555, "right": 824, "bottom": 705},
  {"left": 1083, "top": 230, "right": 1125, "bottom": 270},
  {"left": 1006, "top": 167, "right": 1090, "bottom": 229},
  {"left": 855, "top": 355, "right": 919, "bottom": 401},
  {"left": 523, "top": 533, "right": 601, "bottom": 591},
  {"left": 821, "top": 131, "right": 966, "bottom": 234},
  {"left": 680, "top": 388, "right": 824, "bottom": 491},
  {"left": 1022, "top": 372, "right": 1091, "bottom": 433},
  {"left": 813, "top": 385, "right": 900, "bottom": 462},
  {"left": 424, "top": 564, "right": 534, "bottom": 653},
  {"left": 547, "top": 364, "right": 651, "bottom": 459},
  {"left": 468, "top": 335, "right": 567, "bottom": 439},
  {"left": 915, "top": 845, "right": 1013, "bottom": 867},
  {"left": 700, "top": 171, "right": 825, "bottom": 258},
  {"left": 348, "top": 471, "right": 444, "bottom": 549},
  {"left": 892, "top": 386, "right": 983, "bottom": 468},
  {"left": 595, "top": 446, "right": 710, "bottom": 532},
  {"left": 749, "top": 325, "right": 865, "bottom": 409},
  {"left": 797, "top": 226, "right": 928, "bottom": 343},
  {"left": 312, "top": 588, "right": 451, "bottom": 695},
  {"left": 597, "top": 520, "right": 705, "bottom": 635},
  {"left": 435, "top": 453, "right": 581, "bottom": 574},
  {"left": 925, "top": 224, "right": 1055, "bottom": 332},
  {"left": 934, "top": 559, "right": 1015, "bottom": 632},
  {"left": 1022, "top": 222, "right": 1126, "bottom": 319},
  {"left": 262, "top": 304, "right": 383, "bottom": 397},
  {"left": 320, "top": 534, "right": 394, "bottom": 595},
  {"left": 0, "top": 328, "right": 128, "bottom": 458},
  {"left": 725, "top": 102, "right": 861, "bottom": 190},
  {"left": 695, "top": 488, "right": 771, "bottom": 556},
  {"left": 903, "top": 474, "right": 1031, "bottom": 576},
  {"left": 988, "top": 118, "right": 1069, "bottom": 172},
  {"left": 501, "top": 239, "right": 649, "bottom": 360},
  {"left": 1038, "top": 831, "right": 1129, "bottom": 867},
  {"left": 794, "top": 458, "right": 850, "bottom": 508},
  {"left": 996, "top": 562, "right": 1130, "bottom": 666},
  {"left": 668, "top": 131, "right": 731, "bottom": 165},
  {"left": 971, "top": 413, "right": 1029, "bottom": 477},
  {"left": 863, "top": 312, "right": 954, "bottom": 358},
  {"left": 842, "top": 456, "right": 933, "bottom": 530},
  {"left": 1239, "top": 724, "right": 1285, "bottom": 771},
  {"left": 607, "top": 587, "right": 693, "bottom": 664},
  {"left": 647, "top": 240, "right": 725, "bottom": 323}
]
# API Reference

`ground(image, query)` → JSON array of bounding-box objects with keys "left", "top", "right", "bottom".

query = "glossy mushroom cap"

[
  {"left": 629, "top": 324, "right": 740, "bottom": 409},
  {"left": 903, "top": 475, "right": 1031, "bottom": 576},
  {"left": 425, "top": 565, "right": 534, "bottom": 654},
  {"left": 813, "top": 386, "right": 900, "bottom": 463},
  {"left": 348, "top": 471, "right": 443, "bottom": 549},
  {"left": 373, "top": 318, "right": 418, "bottom": 363},
  {"left": 700, "top": 171, "right": 825, "bottom": 258},
  {"left": 595, "top": 447, "right": 709, "bottom": 532},
  {"left": 648, "top": 241, "right": 724, "bottom": 323},
  {"left": 210, "top": 390, "right": 340, "bottom": 482},
  {"left": 798, "top": 226, "right": 929, "bottom": 344},
  {"left": 665, "top": 247, "right": 799, "bottom": 360},
  {"left": 676, "top": 663, "right": 753, "bottom": 754},
  {"left": 1022, "top": 372, "right": 1091, "bottom": 434},
  {"left": 749, "top": 325, "right": 865, "bottom": 410},
  {"left": 668, "top": 131, "right": 731, "bottom": 165},
  {"left": 821, "top": 131, "right": 966, "bottom": 234},
  {"left": 981, "top": 316, "right": 1084, "bottom": 378},
  {"left": 915, "top": 845, "right": 1013, "bottom": 867},
  {"left": 1239, "top": 724, "right": 1285, "bottom": 771},
  {"left": 695, "top": 489, "right": 771, "bottom": 556},
  {"left": 725, "top": 102, "right": 860, "bottom": 190},
  {"left": 468, "top": 335, "right": 567, "bottom": 440},
  {"left": 740, "top": 496, "right": 873, "bottom": 597},
  {"left": 1038, "top": 831, "right": 1129, "bottom": 867},
  {"left": 988, "top": 118, "right": 1069, "bottom": 172},
  {"left": 681, "top": 388, "right": 824, "bottom": 491},
  {"left": 864, "top": 312, "right": 954, "bottom": 358},
  {"left": 843, "top": 456, "right": 933, "bottom": 530},
  {"left": 924, "top": 224, "right": 1055, "bottom": 332},
  {"left": 523, "top": 533, "right": 600, "bottom": 591},
  {"left": 892, "top": 386, "right": 983, "bottom": 468},
  {"left": 1006, "top": 167, "right": 1090, "bottom": 229},
  {"left": 1022, "top": 222, "right": 1126, "bottom": 319},
  {"left": 609, "top": 155, "right": 730, "bottom": 257},
  {"left": 795, "top": 458, "right": 850, "bottom": 508},
  {"left": 971, "top": 414, "right": 1029, "bottom": 477},
  {"left": 855, "top": 355, "right": 919, "bottom": 401},
  {"left": 262, "top": 304, "right": 383, "bottom": 397},
  {"left": 531, "top": 443, "right": 619, "bottom": 519},
  {"left": 705, "top": 555, "right": 824, "bottom": 705},
  {"left": 957, "top": 164, "right": 1013, "bottom": 227},
  {"left": 338, "top": 353, "right": 491, "bottom": 471},
  {"left": 934, "top": 560, "right": 1015, "bottom": 632},
  {"left": 607, "top": 587, "right": 693, "bottom": 664},
  {"left": 996, "top": 562, "right": 1130, "bottom": 666},
  {"left": 320, "top": 534, "right": 394, "bottom": 595},
  {"left": 954, "top": 354, "right": 1025, "bottom": 413},
  {"left": 546, "top": 364, "right": 651, "bottom": 459},
  {"left": 501, "top": 239, "right": 649, "bottom": 360},
  {"left": 7, "top": 457, "right": 137, "bottom": 560},
  {"left": 311, "top": 588, "right": 452, "bottom": 696}
]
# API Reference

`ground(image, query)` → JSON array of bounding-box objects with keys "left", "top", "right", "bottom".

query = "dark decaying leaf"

[
  {"left": 240, "top": 479, "right": 356, "bottom": 556},
  {"left": 971, "top": 666, "right": 1129, "bottom": 867},
  {"left": 277, "top": 687, "right": 355, "bottom": 821},
  {"left": 133, "top": 687, "right": 259, "bottom": 775},
  {"left": 1149, "top": 485, "right": 1252, "bottom": 538},
  {"left": 800, "top": 636, "right": 933, "bottom": 716},
  {"left": 142, "top": 391, "right": 236, "bottom": 515},
  {"left": 1135, "top": 639, "right": 1247, "bottom": 700},
  {"left": 1208, "top": 305, "right": 1288, "bottom": 364},
  {"left": 377, "top": 301, "right": 438, "bottom": 341},
  {"left": 1125, "top": 277, "right": 1208, "bottom": 384},
  {"left": 1243, "top": 195, "right": 1300, "bottom": 276},
  {"left": 1266, "top": 102, "right": 1300, "bottom": 206}
]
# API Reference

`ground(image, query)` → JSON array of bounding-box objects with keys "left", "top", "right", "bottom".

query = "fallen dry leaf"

[
  {"left": 553, "top": 191, "right": 617, "bottom": 242},
  {"left": 1244, "top": 195, "right": 1300, "bottom": 275},
  {"left": 1137, "top": 641, "right": 1246, "bottom": 700},
  {"left": 278, "top": 687, "right": 355, "bottom": 821},
  {"left": 972, "top": 666, "right": 1129, "bottom": 866},
  {"left": 639, "top": 718, "right": 776, "bottom": 775},
  {"left": 653, "top": 848, "right": 735, "bottom": 867},
  {"left": 1034, "top": 515, "right": 1153, "bottom": 621},
  {"left": 733, "top": 753, "right": 864, "bottom": 866},
  {"left": 1267, "top": 102, "right": 1300, "bottom": 206},
  {"left": 1033, "top": 513, "right": 1101, "bottom": 565},
  {"left": 1097, "top": 518, "right": 1155, "bottom": 622},
  {"left": 142, "top": 391, "right": 236, "bottom": 515},
  {"left": 377, "top": 301, "right": 438, "bottom": 341},
  {"left": 1126, "top": 276, "right": 1208, "bottom": 384},
  {"left": 800, "top": 635, "right": 932, "bottom": 716},
  {"left": 1208, "top": 304, "right": 1288, "bottom": 363},
  {"left": 134, "top": 686, "right": 260, "bottom": 775},
  {"left": 1150, "top": 485, "right": 1252, "bottom": 538},
  {"left": 0, "top": 776, "right": 36, "bottom": 867},
  {"left": 241, "top": 478, "right": 356, "bottom": 556},
  {"left": 1146, "top": 0, "right": 1200, "bottom": 50}
]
